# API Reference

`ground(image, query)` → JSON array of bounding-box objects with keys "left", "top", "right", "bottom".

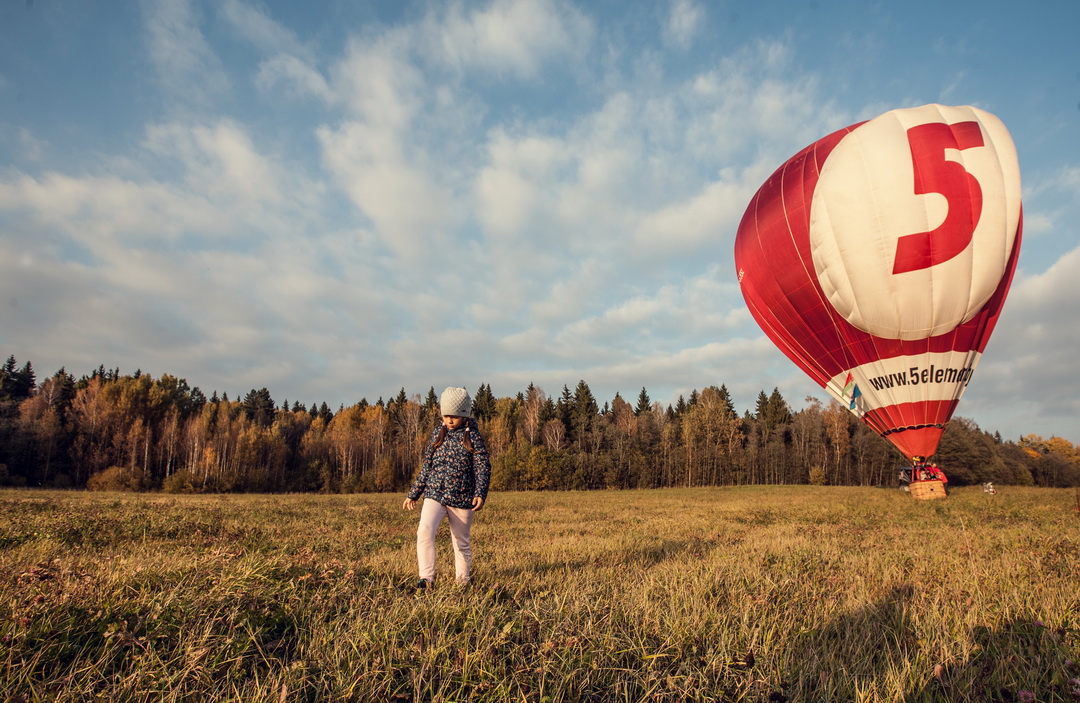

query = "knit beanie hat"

[{"left": 440, "top": 387, "right": 472, "bottom": 418}]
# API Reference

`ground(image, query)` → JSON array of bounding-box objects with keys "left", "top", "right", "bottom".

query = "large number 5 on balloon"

[{"left": 893, "top": 121, "right": 984, "bottom": 274}]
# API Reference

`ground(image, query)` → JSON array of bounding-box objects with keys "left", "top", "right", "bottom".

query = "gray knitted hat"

[{"left": 440, "top": 386, "right": 472, "bottom": 418}]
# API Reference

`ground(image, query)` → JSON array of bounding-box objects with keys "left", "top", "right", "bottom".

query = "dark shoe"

[{"left": 416, "top": 578, "right": 432, "bottom": 591}]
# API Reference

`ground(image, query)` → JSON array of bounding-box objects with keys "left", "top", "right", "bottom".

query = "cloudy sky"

[{"left": 1, "top": 0, "right": 1078, "bottom": 443}]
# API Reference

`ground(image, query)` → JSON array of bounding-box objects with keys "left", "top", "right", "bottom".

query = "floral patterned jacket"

[{"left": 407, "top": 418, "right": 491, "bottom": 509}]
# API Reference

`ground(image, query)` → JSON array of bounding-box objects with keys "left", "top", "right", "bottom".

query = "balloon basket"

[{"left": 909, "top": 479, "right": 947, "bottom": 501}]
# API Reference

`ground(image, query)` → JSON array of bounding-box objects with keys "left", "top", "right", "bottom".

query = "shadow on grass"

[
  {"left": 770, "top": 585, "right": 916, "bottom": 702},
  {"left": 487, "top": 533, "right": 735, "bottom": 585},
  {"left": 905, "top": 619, "right": 1079, "bottom": 703},
  {"left": 773, "top": 585, "right": 1079, "bottom": 703}
]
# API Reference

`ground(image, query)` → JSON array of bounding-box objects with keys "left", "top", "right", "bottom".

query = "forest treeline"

[{"left": 1, "top": 355, "right": 1078, "bottom": 493}]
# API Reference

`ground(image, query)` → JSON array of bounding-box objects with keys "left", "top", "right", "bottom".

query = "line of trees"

[{"left": 1, "top": 355, "right": 1078, "bottom": 493}]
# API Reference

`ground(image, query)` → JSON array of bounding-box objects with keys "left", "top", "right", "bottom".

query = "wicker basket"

[{"left": 910, "top": 479, "right": 947, "bottom": 500}]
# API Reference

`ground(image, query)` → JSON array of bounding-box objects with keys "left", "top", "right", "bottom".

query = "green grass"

[{"left": 1, "top": 486, "right": 1078, "bottom": 702}]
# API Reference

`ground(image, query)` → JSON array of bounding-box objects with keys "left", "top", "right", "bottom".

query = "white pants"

[{"left": 416, "top": 499, "right": 475, "bottom": 583}]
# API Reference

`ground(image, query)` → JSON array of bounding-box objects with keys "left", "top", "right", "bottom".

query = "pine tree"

[
  {"left": 472, "top": 384, "right": 496, "bottom": 421},
  {"left": 756, "top": 387, "right": 791, "bottom": 435},
  {"left": 767, "top": 387, "right": 791, "bottom": 425},
  {"left": 717, "top": 384, "right": 736, "bottom": 417},
  {"left": 49, "top": 368, "right": 77, "bottom": 412},
  {"left": 387, "top": 387, "right": 408, "bottom": 424},
  {"left": 635, "top": 387, "right": 651, "bottom": 416},
  {"left": 241, "top": 388, "right": 276, "bottom": 426},
  {"left": 541, "top": 396, "right": 557, "bottom": 426},
  {"left": 754, "top": 390, "right": 770, "bottom": 420},
  {"left": 3, "top": 360, "right": 36, "bottom": 399},
  {"left": 0, "top": 356, "right": 16, "bottom": 399},
  {"left": 12, "top": 360, "right": 35, "bottom": 399},
  {"left": 557, "top": 385, "right": 573, "bottom": 428},
  {"left": 571, "top": 380, "right": 598, "bottom": 441}
]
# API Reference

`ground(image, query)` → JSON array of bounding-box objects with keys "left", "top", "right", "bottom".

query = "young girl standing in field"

[{"left": 403, "top": 387, "right": 491, "bottom": 589}]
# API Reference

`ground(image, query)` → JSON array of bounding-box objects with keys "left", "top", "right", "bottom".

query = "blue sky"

[{"left": 1, "top": 0, "right": 1078, "bottom": 443}]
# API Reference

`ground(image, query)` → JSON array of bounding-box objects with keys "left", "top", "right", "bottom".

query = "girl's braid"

[{"left": 430, "top": 422, "right": 475, "bottom": 457}]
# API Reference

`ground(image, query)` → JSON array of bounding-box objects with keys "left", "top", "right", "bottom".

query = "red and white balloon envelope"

[{"left": 734, "top": 104, "right": 1022, "bottom": 460}]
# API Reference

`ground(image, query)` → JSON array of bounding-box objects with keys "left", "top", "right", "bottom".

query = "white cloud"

[
  {"left": 1010, "top": 245, "right": 1080, "bottom": 310},
  {"left": 255, "top": 54, "right": 332, "bottom": 102},
  {"left": 475, "top": 167, "right": 538, "bottom": 238},
  {"left": 220, "top": 0, "right": 307, "bottom": 58},
  {"left": 317, "top": 121, "right": 459, "bottom": 260},
  {"left": 218, "top": 0, "right": 332, "bottom": 104},
  {"left": 1059, "top": 166, "right": 1080, "bottom": 190},
  {"left": 141, "top": 0, "right": 230, "bottom": 108},
  {"left": 1020, "top": 165, "right": 1080, "bottom": 243},
  {"left": 527, "top": 265, "right": 748, "bottom": 379},
  {"left": 3, "top": 230, "right": 390, "bottom": 404},
  {"left": 1022, "top": 211, "right": 1054, "bottom": 235},
  {"left": 332, "top": 33, "right": 425, "bottom": 127},
  {"left": 143, "top": 121, "right": 280, "bottom": 205},
  {"left": 632, "top": 178, "right": 753, "bottom": 255},
  {"left": 664, "top": 0, "right": 704, "bottom": 49},
  {"left": 475, "top": 130, "right": 570, "bottom": 239},
  {"left": 428, "top": 0, "right": 593, "bottom": 79},
  {"left": 12, "top": 128, "right": 45, "bottom": 163},
  {"left": 1, "top": 172, "right": 216, "bottom": 248},
  {"left": 0, "top": 112, "right": 397, "bottom": 400}
]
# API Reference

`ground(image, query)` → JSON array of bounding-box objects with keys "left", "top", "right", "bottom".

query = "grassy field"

[{"left": 1, "top": 486, "right": 1078, "bottom": 702}]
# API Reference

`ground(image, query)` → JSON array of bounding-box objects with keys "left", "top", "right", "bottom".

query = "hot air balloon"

[{"left": 734, "top": 104, "right": 1022, "bottom": 460}]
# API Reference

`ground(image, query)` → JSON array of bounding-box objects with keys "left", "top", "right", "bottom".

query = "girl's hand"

[
  {"left": 403, "top": 498, "right": 416, "bottom": 511},
  {"left": 472, "top": 496, "right": 484, "bottom": 511}
]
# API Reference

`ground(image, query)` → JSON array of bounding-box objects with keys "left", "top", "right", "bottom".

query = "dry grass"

[{"left": 1, "top": 486, "right": 1078, "bottom": 702}]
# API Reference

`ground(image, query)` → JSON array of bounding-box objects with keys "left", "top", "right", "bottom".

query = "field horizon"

[{"left": 2, "top": 485, "right": 1078, "bottom": 701}]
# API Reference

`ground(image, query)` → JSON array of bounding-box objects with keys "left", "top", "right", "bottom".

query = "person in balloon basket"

[
  {"left": 911, "top": 456, "right": 949, "bottom": 495},
  {"left": 925, "top": 461, "right": 949, "bottom": 495},
  {"left": 403, "top": 387, "right": 491, "bottom": 590}
]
